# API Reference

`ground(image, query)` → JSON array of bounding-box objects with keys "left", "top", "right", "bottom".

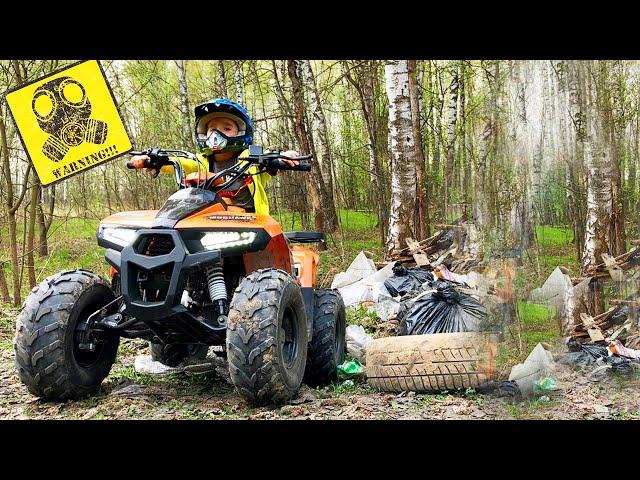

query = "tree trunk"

[
  {"left": 217, "top": 60, "right": 228, "bottom": 98},
  {"left": 609, "top": 61, "right": 626, "bottom": 256},
  {"left": 176, "top": 60, "right": 192, "bottom": 147},
  {"left": 407, "top": 60, "right": 429, "bottom": 239},
  {"left": 37, "top": 185, "right": 49, "bottom": 256},
  {"left": 474, "top": 61, "right": 497, "bottom": 231},
  {"left": 344, "top": 61, "right": 388, "bottom": 243},
  {"left": 234, "top": 61, "right": 244, "bottom": 105},
  {"left": 1, "top": 101, "right": 23, "bottom": 306},
  {"left": 443, "top": 61, "right": 459, "bottom": 220},
  {"left": 384, "top": 60, "right": 417, "bottom": 259},
  {"left": 287, "top": 60, "right": 327, "bottom": 248},
  {"left": 26, "top": 175, "right": 39, "bottom": 289},
  {"left": 299, "top": 60, "right": 339, "bottom": 232},
  {"left": 0, "top": 257, "right": 9, "bottom": 302},
  {"left": 570, "top": 61, "right": 612, "bottom": 316}
]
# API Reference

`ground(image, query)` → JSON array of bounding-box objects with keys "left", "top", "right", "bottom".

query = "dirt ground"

[{"left": 3, "top": 331, "right": 640, "bottom": 420}]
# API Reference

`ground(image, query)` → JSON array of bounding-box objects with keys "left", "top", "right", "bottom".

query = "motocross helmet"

[{"left": 194, "top": 98, "right": 253, "bottom": 156}]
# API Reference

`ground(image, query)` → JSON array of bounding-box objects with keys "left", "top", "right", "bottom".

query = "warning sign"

[{"left": 5, "top": 60, "right": 132, "bottom": 186}]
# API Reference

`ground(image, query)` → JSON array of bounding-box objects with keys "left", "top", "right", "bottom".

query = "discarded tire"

[
  {"left": 226, "top": 268, "right": 308, "bottom": 405},
  {"left": 366, "top": 332, "right": 498, "bottom": 393},
  {"left": 14, "top": 269, "right": 120, "bottom": 400}
]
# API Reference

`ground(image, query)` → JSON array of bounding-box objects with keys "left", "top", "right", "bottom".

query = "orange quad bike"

[{"left": 14, "top": 146, "right": 346, "bottom": 405}]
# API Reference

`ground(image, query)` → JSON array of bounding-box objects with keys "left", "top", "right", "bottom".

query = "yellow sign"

[{"left": 5, "top": 60, "right": 132, "bottom": 186}]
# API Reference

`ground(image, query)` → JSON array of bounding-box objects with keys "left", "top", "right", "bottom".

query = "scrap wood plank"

[
  {"left": 405, "top": 238, "right": 430, "bottom": 266},
  {"left": 584, "top": 246, "right": 640, "bottom": 276},
  {"left": 394, "top": 231, "right": 444, "bottom": 256},
  {"left": 580, "top": 313, "right": 605, "bottom": 342},
  {"left": 593, "top": 305, "right": 618, "bottom": 323},
  {"left": 610, "top": 299, "right": 640, "bottom": 307},
  {"left": 435, "top": 224, "right": 466, "bottom": 232},
  {"left": 601, "top": 253, "right": 624, "bottom": 282}
]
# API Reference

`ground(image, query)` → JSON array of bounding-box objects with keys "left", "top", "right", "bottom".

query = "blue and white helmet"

[{"left": 194, "top": 98, "right": 253, "bottom": 155}]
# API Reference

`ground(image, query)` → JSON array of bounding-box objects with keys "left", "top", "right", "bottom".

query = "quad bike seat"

[{"left": 285, "top": 231, "right": 326, "bottom": 243}]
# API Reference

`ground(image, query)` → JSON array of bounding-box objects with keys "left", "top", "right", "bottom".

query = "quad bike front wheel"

[
  {"left": 14, "top": 270, "right": 120, "bottom": 400},
  {"left": 304, "top": 289, "right": 346, "bottom": 386},
  {"left": 226, "top": 268, "right": 308, "bottom": 405}
]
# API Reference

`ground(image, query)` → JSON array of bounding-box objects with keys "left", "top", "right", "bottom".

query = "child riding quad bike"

[{"left": 14, "top": 146, "right": 346, "bottom": 405}]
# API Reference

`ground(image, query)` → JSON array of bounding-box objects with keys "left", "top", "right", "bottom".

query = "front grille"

[{"left": 138, "top": 235, "right": 175, "bottom": 257}]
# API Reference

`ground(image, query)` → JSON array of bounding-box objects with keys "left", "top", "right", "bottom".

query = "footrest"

[{"left": 285, "top": 231, "right": 325, "bottom": 243}]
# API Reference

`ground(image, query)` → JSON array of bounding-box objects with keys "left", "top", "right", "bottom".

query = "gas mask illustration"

[{"left": 31, "top": 76, "right": 108, "bottom": 162}]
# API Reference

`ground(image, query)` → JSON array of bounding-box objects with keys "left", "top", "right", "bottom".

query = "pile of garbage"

[
  {"left": 335, "top": 248, "right": 508, "bottom": 366},
  {"left": 557, "top": 338, "right": 640, "bottom": 382},
  {"left": 385, "top": 223, "right": 482, "bottom": 274}
]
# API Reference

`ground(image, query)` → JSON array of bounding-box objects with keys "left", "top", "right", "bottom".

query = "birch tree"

[
  {"left": 176, "top": 60, "right": 192, "bottom": 147},
  {"left": 384, "top": 60, "right": 417, "bottom": 258}
]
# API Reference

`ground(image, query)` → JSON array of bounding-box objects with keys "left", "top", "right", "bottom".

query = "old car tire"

[
  {"left": 227, "top": 268, "right": 308, "bottom": 405},
  {"left": 366, "top": 332, "right": 498, "bottom": 393},
  {"left": 14, "top": 269, "right": 120, "bottom": 400},
  {"left": 304, "top": 289, "right": 346, "bottom": 387},
  {"left": 150, "top": 343, "right": 209, "bottom": 367}
]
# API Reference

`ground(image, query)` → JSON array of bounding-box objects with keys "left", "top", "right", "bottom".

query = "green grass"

[
  {"left": 517, "top": 301, "right": 560, "bottom": 355},
  {"left": 535, "top": 226, "right": 573, "bottom": 249},
  {"left": 316, "top": 379, "right": 372, "bottom": 397},
  {"left": 273, "top": 209, "right": 378, "bottom": 235},
  {"left": 1, "top": 217, "right": 104, "bottom": 301}
]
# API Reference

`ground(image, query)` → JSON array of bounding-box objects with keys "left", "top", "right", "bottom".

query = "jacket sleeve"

[{"left": 160, "top": 155, "right": 207, "bottom": 175}]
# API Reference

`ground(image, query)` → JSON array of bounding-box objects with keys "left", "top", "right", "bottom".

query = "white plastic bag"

[
  {"left": 337, "top": 262, "right": 396, "bottom": 307},
  {"left": 134, "top": 354, "right": 216, "bottom": 376},
  {"left": 508, "top": 343, "right": 556, "bottom": 397},
  {"left": 346, "top": 324, "right": 373, "bottom": 363}
]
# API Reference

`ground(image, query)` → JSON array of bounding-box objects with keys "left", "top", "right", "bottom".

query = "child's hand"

[
  {"left": 280, "top": 150, "right": 301, "bottom": 168},
  {"left": 129, "top": 154, "right": 150, "bottom": 170}
]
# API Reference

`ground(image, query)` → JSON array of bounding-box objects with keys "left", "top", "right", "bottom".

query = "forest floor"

[{"left": 2, "top": 211, "right": 640, "bottom": 420}]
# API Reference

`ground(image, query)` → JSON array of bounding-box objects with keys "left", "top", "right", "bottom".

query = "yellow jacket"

[{"left": 164, "top": 149, "right": 273, "bottom": 216}]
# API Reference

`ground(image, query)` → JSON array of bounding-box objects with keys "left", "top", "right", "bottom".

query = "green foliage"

[{"left": 346, "top": 304, "right": 378, "bottom": 334}]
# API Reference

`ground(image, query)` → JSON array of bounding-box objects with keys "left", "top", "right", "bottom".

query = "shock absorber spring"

[{"left": 206, "top": 265, "right": 227, "bottom": 324}]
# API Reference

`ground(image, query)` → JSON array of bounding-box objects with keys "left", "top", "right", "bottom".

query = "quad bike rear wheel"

[
  {"left": 14, "top": 269, "right": 120, "bottom": 400},
  {"left": 150, "top": 343, "right": 209, "bottom": 367},
  {"left": 226, "top": 268, "right": 308, "bottom": 405},
  {"left": 304, "top": 289, "right": 346, "bottom": 386}
]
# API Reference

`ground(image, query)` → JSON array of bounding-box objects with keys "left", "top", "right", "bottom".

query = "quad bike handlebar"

[{"left": 126, "top": 146, "right": 313, "bottom": 188}]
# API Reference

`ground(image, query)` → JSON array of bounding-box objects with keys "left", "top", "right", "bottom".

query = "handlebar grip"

[
  {"left": 271, "top": 159, "right": 312, "bottom": 171},
  {"left": 126, "top": 158, "right": 157, "bottom": 170}
]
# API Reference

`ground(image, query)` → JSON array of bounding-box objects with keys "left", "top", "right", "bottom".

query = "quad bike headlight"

[
  {"left": 99, "top": 226, "right": 138, "bottom": 248},
  {"left": 200, "top": 231, "right": 256, "bottom": 250}
]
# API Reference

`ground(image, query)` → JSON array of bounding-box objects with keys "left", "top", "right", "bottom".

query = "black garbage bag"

[
  {"left": 397, "top": 280, "right": 488, "bottom": 335},
  {"left": 559, "top": 339, "right": 640, "bottom": 376},
  {"left": 476, "top": 380, "right": 520, "bottom": 398},
  {"left": 384, "top": 264, "right": 434, "bottom": 297},
  {"left": 432, "top": 229, "right": 455, "bottom": 252},
  {"left": 558, "top": 339, "right": 610, "bottom": 368}
]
